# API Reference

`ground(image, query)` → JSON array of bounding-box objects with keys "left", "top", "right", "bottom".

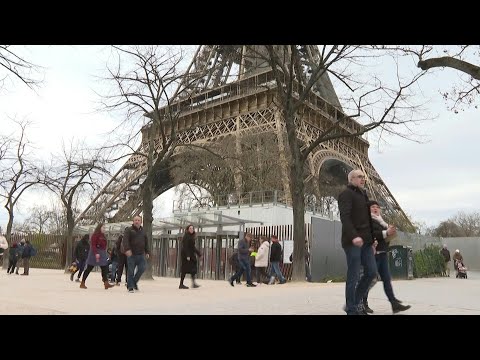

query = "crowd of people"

[{"left": 2, "top": 168, "right": 465, "bottom": 314}]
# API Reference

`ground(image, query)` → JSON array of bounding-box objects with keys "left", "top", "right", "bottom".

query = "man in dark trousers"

[
  {"left": 440, "top": 244, "right": 451, "bottom": 277},
  {"left": 122, "top": 215, "right": 150, "bottom": 293},
  {"left": 268, "top": 235, "right": 286, "bottom": 284},
  {"left": 115, "top": 234, "right": 128, "bottom": 285},
  {"left": 229, "top": 233, "right": 256, "bottom": 287},
  {"left": 338, "top": 169, "right": 377, "bottom": 315}
]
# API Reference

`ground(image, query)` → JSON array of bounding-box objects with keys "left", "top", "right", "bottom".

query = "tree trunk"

[
  {"left": 289, "top": 161, "right": 307, "bottom": 282},
  {"left": 141, "top": 178, "right": 154, "bottom": 280},
  {"left": 64, "top": 209, "right": 75, "bottom": 273},
  {"left": 283, "top": 108, "right": 306, "bottom": 282}
]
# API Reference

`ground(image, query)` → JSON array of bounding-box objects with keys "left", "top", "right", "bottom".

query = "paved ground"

[{"left": 1, "top": 269, "right": 479, "bottom": 314}]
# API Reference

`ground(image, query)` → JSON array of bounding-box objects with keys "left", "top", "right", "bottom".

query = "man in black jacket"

[
  {"left": 440, "top": 244, "right": 451, "bottom": 277},
  {"left": 122, "top": 215, "right": 150, "bottom": 293},
  {"left": 338, "top": 169, "right": 377, "bottom": 315}
]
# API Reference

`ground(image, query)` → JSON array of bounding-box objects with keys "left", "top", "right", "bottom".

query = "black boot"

[
  {"left": 179, "top": 273, "right": 188, "bottom": 289},
  {"left": 391, "top": 300, "right": 411, "bottom": 314},
  {"left": 363, "top": 300, "right": 374, "bottom": 314}
]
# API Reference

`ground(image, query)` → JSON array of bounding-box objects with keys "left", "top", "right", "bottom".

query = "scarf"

[{"left": 371, "top": 213, "right": 397, "bottom": 243}]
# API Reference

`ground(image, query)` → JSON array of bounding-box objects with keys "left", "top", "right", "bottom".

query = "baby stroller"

[{"left": 455, "top": 260, "right": 467, "bottom": 279}]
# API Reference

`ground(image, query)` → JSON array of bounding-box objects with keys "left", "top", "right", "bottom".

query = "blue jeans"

[
  {"left": 344, "top": 243, "right": 377, "bottom": 314},
  {"left": 232, "top": 258, "right": 252, "bottom": 284},
  {"left": 270, "top": 261, "right": 285, "bottom": 282},
  {"left": 126, "top": 254, "right": 146, "bottom": 290},
  {"left": 110, "top": 261, "right": 118, "bottom": 282},
  {"left": 371, "top": 252, "right": 395, "bottom": 302}
]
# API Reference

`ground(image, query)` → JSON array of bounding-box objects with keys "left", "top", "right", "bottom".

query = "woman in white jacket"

[
  {"left": 254, "top": 236, "right": 270, "bottom": 284},
  {"left": 0, "top": 235, "right": 8, "bottom": 255}
]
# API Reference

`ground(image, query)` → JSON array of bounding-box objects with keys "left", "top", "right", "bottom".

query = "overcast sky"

[{"left": 0, "top": 45, "right": 478, "bottom": 230}]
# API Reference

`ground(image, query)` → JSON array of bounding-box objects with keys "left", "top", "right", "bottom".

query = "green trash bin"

[{"left": 388, "top": 245, "right": 413, "bottom": 280}]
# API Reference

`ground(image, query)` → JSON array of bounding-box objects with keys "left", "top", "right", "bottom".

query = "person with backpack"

[{"left": 21, "top": 239, "right": 34, "bottom": 275}]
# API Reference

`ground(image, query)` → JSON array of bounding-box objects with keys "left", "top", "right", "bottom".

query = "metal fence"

[{"left": 1, "top": 233, "right": 64, "bottom": 270}]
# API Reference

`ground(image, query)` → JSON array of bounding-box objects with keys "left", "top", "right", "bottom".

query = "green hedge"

[{"left": 413, "top": 244, "right": 445, "bottom": 278}]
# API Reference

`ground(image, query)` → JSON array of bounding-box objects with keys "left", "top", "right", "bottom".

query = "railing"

[{"left": 173, "top": 189, "right": 336, "bottom": 218}]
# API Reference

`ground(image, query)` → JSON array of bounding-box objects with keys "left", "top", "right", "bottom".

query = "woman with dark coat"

[
  {"left": 179, "top": 224, "right": 202, "bottom": 289},
  {"left": 71, "top": 234, "right": 90, "bottom": 282},
  {"left": 80, "top": 223, "right": 114, "bottom": 290}
]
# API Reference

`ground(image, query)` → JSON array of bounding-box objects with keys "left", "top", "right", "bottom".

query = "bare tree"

[
  {"left": 0, "top": 119, "right": 39, "bottom": 242},
  {"left": 39, "top": 140, "right": 109, "bottom": 270},
  {"left": 452, "top": 211, "right": 480, "bottom": 237},
  {"left": 0, "top": 45, "right": 42, "bottom": 92},
  {"left": 431, "top": 220, "right": 466, "bottom": 238},
  {"left": 101, "top": 45, "right": 193, "bottom": 278},
  {"left": 44, "top": 202, "right": 68, "bottom": 235},
  {"left": 173, "top": 183, "right": 214, "bottom": 212},
  {"left": 417, "top": 46, "right": 479, "bottom": 111},
  {"left": 257, "top": 45, "right": 428, "bottom": 281},
  {"left": 378, "top": 45, "right": 479, "bottom": 112},
  {"left": 22, "top": 205, "right": 52, "bottom": 234}
]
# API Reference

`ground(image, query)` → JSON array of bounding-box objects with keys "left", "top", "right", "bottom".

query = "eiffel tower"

[{"left": 77, "top": 45, "right": 412, "bottom": 228}]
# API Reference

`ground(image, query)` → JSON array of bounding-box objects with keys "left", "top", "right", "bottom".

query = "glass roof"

[{"left": 74, "top": 211, "right": 262, "bottom": 234}]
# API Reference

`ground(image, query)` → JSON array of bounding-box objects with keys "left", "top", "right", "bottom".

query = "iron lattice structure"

[{"left": 77, "top": 45, "right": 412, "bottom": 228}]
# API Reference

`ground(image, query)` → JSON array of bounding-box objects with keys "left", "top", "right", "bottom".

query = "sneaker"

[
  {"left": 229, "top": 277, "right": 234, "bottom": 287},
  {"left": 192, "top": 283, "right": 201, "bottom": 289},
  {"left": 70, "top": 273, "right": 74, "bottom": 281},
  {"left": 179, "top": 284, "right": 189, "bottom": 289},
  {"left": 128, "top": 288, "right": 134, "bottom": 293},
  {"left": 134, "top": 285, "right": 139, "bottom": 291},
  {"left": 246, "top": 283, "right": 257, "bottom": 287}
]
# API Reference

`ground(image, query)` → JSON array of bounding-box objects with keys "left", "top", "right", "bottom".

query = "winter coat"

[
  {"left": 122, "top": 225, "right": 149, "bottom": 256},
  {"left": 74, "top": 239, "right": 90, "bottom": 261},
  {"left": 270, "top": 241, "right": 282, "bottom": 262},
  {"left": 86, "top": 232, "right": 108, "bottom": 267},
  {"left": 338, "top": 184, "right": 373, "bottom": 248},
  {"left": 440, "top": 248, "right": 451, "bottom": 262},
  {"left": 371, "top": 217, "right": 390, "bottom": 253},
  {"left": 181, "top": 232, "right": 201, "bottom": 275},
  {"left": 255, "top": 241, "right": 270, "bottom": 268}
]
